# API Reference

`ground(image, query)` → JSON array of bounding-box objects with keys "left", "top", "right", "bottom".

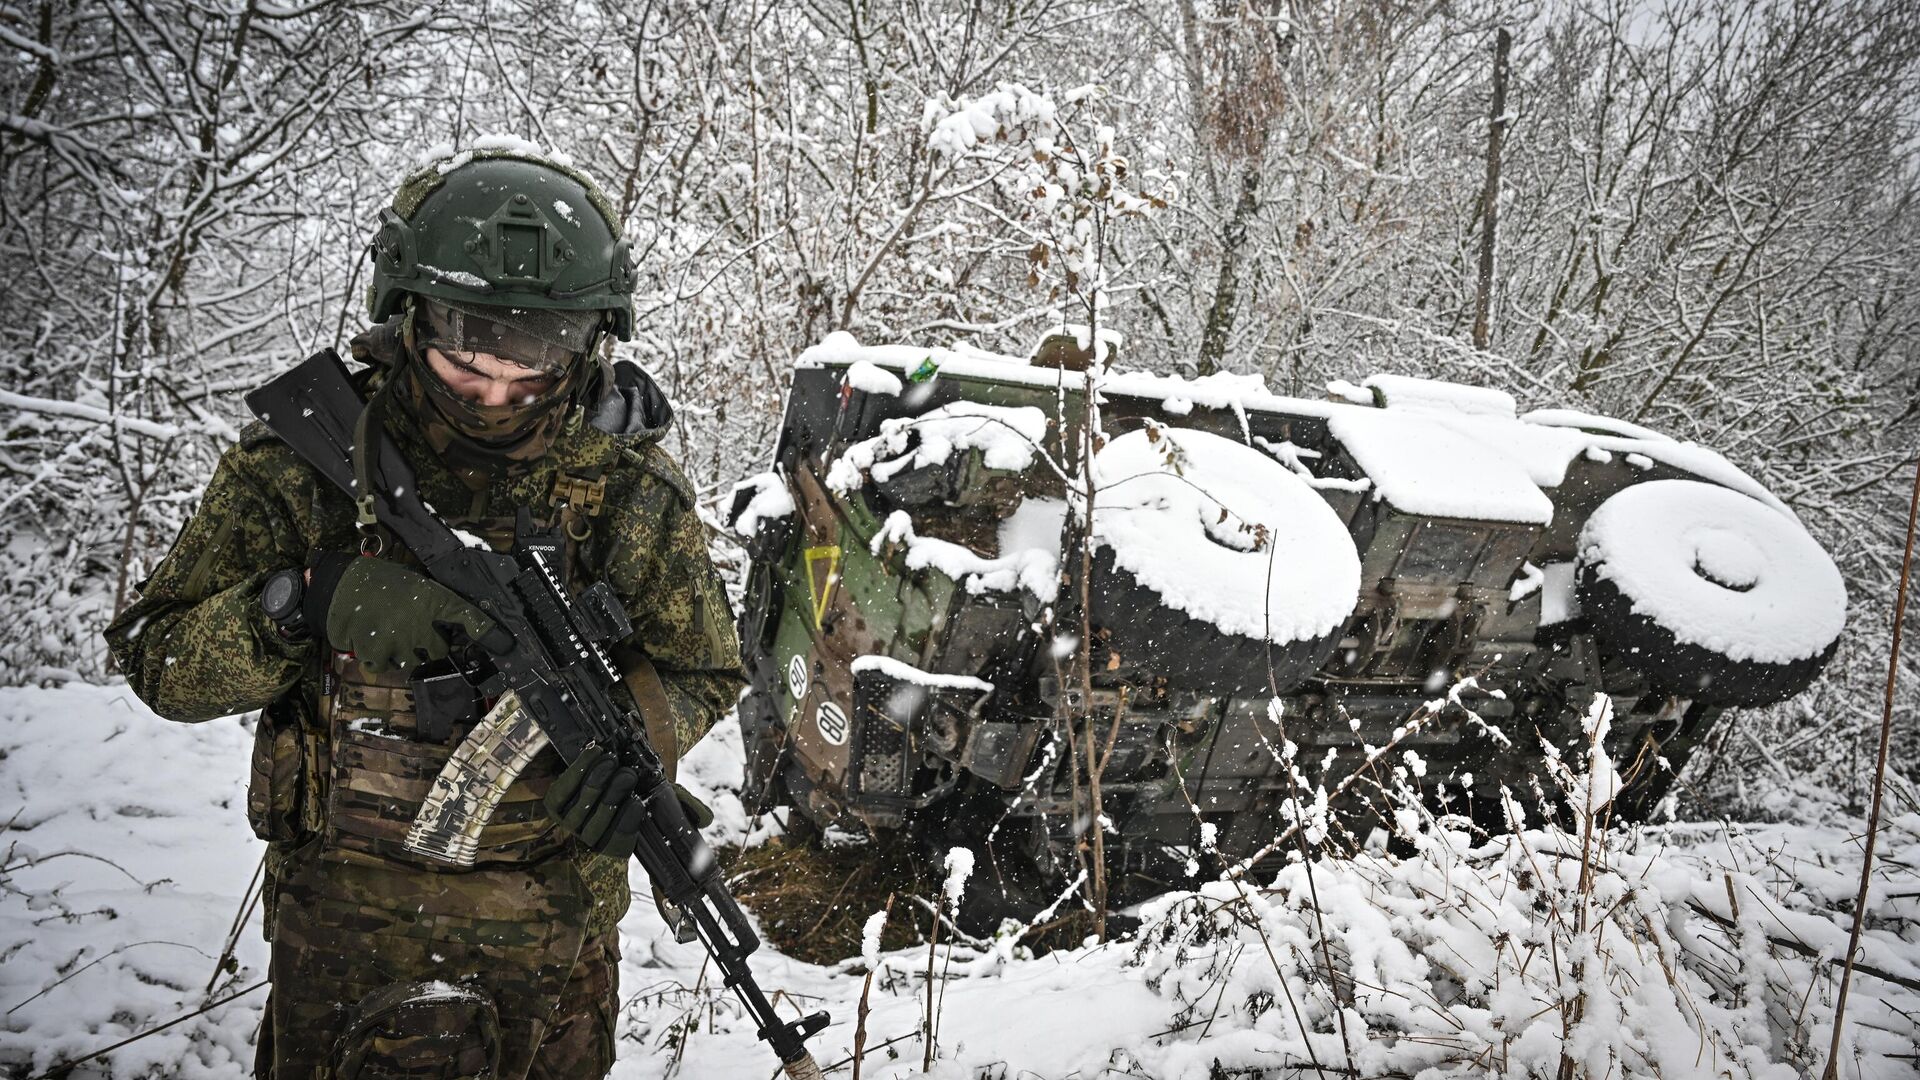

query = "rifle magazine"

[{"left": 405, "top": 690, "right": 551, "bottom": 866}]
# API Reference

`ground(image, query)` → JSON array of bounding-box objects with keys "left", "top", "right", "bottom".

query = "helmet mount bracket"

[
  {"left": 471, "top": 193, "right": 568, "bottom": 289},
  {"left": 374, "top": 207, "right": 416, "bottom": 280},
  {"left": 365, "top": 149, "right": 636, "bottom": 340}
]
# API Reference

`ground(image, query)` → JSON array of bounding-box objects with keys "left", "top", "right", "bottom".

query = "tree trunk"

[
  {"left": 1472, "top": 28, "right": 1512, "bottom": 351},
  {"left": 1196, "top": 162, "right": 1262, "bottom": 376}
]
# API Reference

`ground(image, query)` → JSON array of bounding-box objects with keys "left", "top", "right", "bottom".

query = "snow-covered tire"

[
  {"left": 1575, "top": 480, "right": 1845, "bottom": 707},
  {"left": 1091, "top": 549, "right": 1344, "bottom": 694},
  {"left": 1090, "top": 427, "right": 1360, "bottom": 696}
]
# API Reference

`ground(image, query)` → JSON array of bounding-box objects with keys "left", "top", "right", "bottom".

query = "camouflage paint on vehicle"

[{"left": 730, "top": 341, "right": 1845, "bottom": 929}]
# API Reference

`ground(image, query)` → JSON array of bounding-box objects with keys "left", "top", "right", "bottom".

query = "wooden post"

[{"left": 1472, "top": 28, "right": 1512, "bottom": 351}]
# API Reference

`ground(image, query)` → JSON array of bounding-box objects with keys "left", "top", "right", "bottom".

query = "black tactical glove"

[
  {"left": 307, "top": 554, "right": 507, "bottom": 674},
  {"left": 544, "top": 744, "right": 713, "bottom": 859},
  {"left": 674, "top": 783, "right": 714, "bottom": 829}
]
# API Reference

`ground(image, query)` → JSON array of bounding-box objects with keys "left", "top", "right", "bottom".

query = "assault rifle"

[{"left": 247, "top": 351, "right": 828, "bottom": 1078}]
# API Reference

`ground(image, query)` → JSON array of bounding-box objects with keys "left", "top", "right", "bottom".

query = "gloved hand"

[
  {"left": 308, "top": 554, "right": 505, "bottom": 674},
  {"left": 675, "top": 783, "right": 714, "bottom": 829},
  {"left": 544, "top": 745, "right": 713, "bottom": 859}
]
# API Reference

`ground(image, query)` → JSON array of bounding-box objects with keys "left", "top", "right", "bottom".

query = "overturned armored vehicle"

[{"left": 727, "top": 332, "right": 1846, "bottom": 926}]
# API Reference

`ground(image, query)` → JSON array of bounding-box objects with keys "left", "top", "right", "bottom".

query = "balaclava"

[{"left": 403, "top": 297, "right": 605, "bottom": 474}]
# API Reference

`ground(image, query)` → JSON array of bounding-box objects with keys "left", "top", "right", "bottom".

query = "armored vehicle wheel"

[
  {"left": 1575, "top": 480, "right": 1845, "bottom": 707},
  {"left": 1090, "top": 427, "right": 1360, "bottom": 696},
  {"left": 1090, "top": 548, "right": 1344, "bottom": 694}
]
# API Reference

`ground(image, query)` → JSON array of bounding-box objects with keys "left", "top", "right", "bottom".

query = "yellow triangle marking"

[{"left": 804, "top": 545, "right": 842, "bottom": 629}]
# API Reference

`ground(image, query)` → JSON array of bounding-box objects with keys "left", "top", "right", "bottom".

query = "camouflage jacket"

[{"left": 104, "top": 356, "right": 746, "bottom": 937}]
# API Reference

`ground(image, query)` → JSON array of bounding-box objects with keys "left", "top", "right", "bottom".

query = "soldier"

[{"left": 104, "top": 148, "right": 745, "bottom": 1078}]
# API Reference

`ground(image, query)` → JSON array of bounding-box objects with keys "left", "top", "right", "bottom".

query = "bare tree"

[{"left": 0, "top": 0, "right": 1912, "bottom": 811}]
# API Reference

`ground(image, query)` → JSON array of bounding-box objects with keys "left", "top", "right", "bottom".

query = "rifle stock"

[{"left": 246, "top": 351, "right": 829, "bottom": 1073}]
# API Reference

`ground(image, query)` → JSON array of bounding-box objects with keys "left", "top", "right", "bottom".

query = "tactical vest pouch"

[
  {"left": 323, "top": 662, "right": 565, "bottom": 870},
  {"left": 247, "top": 700, "right": 314, "bottom": 846},
  {"left": 409, "top": 660, "right": 480, "bottom": 744},
  {"left": 331, "top": 980, "right": 501, "bottom": 1080},
  {"left": 318, "top": 507, "right": 589, "bottom": 871}
]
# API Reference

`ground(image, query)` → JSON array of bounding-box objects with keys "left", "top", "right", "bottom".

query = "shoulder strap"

[{"left": 615, "top": 646, "right": 681, "bottom": 779}]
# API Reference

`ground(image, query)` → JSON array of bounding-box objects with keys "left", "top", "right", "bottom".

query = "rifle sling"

[
  {"left": 619, "top": 651, "right": 680, "bottom": 782},
  {"left": 351, "top": 355, "right": 411, "bottom": 536}
]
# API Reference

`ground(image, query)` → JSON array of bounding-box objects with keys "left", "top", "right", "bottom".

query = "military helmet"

[{"left": 368, "top": 148, "right": 637, "bottom": 342}]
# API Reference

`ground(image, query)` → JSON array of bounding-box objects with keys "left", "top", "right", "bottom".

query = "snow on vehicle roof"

[
  {"left": 1363, "top": 372, "right": 1517, "bottom": 418},
  {"left": 843, "top": 360, "right": 903, "bottom": 396},
  {"left": 1520, "top": 408, "right": 1676, "bottom": 443},
  {"left": 1328, "top": 407, "right": 1555, "bottom": 524},
  {"left": 795, "top": 332, "right": 1791, "bottom": 524},
  {"left": 799, "top": 330, "right": 1334, "bottom": 412}
]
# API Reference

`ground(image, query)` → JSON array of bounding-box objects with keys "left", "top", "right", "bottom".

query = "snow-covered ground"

[{"left": 3, "top": 683, "right": 1916, "bottom": 1078}]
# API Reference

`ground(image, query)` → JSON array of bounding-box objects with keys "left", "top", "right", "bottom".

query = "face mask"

[
  {"left": 394, "top": 297, "right": 604, "bottom": 473},
  {"left": 415, "top": 356, "right": 580, "bottom": 441}
]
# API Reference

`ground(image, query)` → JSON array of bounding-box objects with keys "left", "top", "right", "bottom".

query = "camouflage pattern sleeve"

[
  {"left": 602, "top": 454, "right": 747, "bottom": 754},
  {"left": 104, "top": 443, "right": 315, "bottom": 722}
]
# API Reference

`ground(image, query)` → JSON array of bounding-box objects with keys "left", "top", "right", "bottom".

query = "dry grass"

[{"left": 719, "top": 835, "right": 930, "bottom": 965}]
